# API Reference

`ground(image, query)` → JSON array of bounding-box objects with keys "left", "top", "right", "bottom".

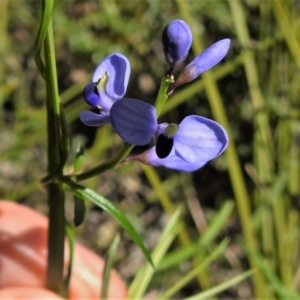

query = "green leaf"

[
  {"left": 73, "top": 195, "right": 86, "bottom": 227},
  {"left": 67, "top": 183, "right": 153, "bottom": 266}
]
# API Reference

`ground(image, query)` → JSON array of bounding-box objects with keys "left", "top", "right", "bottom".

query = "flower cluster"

[{"left": 80, "top": 19, "right": 230, "bottom": 172}]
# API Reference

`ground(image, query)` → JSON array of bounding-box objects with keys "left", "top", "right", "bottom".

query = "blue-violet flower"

[
  {"left": 80, "top": 53, "right": 130, "bottom": 126},
  {"left": 110, "top": 98, "right": 228, "bottom": 172},
  {"left": 169, "top": 39, "right": 231, "bottom": 93},
  {"left": 162, "top": 19, "right": 192, "bottom": 68}
]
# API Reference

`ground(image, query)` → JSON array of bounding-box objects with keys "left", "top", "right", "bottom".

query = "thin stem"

[
  {"left": 63, "top": 222, "right": 75, "bottom": 298},
  {"left": 34, "top": 0, "right": 54, "bottom": 79},
  {"left": 44, "top": 19, "right": 65, "bottom": 294},
  {"left": 154, "top": 76, "right": 174, "bottom": 117},
  {"left": 46, "top": 184, "right": 65, "bottom": 294},
  {"left": 71, "top": 143, "right": 134, "bottom": 181}
]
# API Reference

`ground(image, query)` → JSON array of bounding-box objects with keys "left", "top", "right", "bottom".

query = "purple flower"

[
  {"left": 144, "top": 148, "right": 206, "bottom": 172},
  {"left": 110, "top": 98, "right": 157, "bottom": 145},
  {"left": 162, "top": 19, "right": 192, "bottom": 68},
  {"left": 80, "top": 53, "right": 130, "bottom": 126},
  {"left": 110, "top": 98, "right": 228, "bottom": 172},
  {"left": 169, "top": 39, "right": 231, "bottom": 93}
]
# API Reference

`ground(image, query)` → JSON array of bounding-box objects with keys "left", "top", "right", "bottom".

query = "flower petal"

[
  {"left": 93, "top": 53, "right": 130, "bottom": 100},
  {"left": 162, "top": 19, "right": 192, "bottom": 67},
  {"left": 110, "top": 98, "right": 157, "bottom": 145},
  {"left": 172, "top": 39, "right": 230, "bottom": 89},
  {"left": 174, "top": 115, "right": 228, "bottom": 164},
  {"left": 97, "top": 91, "right": 117, "bottom": 112},
  {"left": 83, "top": 82, "right": 100, "bottom": 107},
  {"left": 79, "top": 111, "right": 110, "bottom": 126},
  {"left": 146, "top": 147, "right": 206, "bottom": 172}
]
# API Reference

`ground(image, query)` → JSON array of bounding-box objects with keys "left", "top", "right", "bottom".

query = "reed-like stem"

[{"left": 44, "top": 19, "right": 65, "bottom": 295}]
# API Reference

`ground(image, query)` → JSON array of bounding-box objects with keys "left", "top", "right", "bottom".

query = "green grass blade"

[
  {"left": 185, "top": 270, "right": 254, "bottom": 300},
  {"left": 158, "top": 239, "right": 230, "bottom": 299},
  {"left": 128, "top": 208, "right": 182, "bottom": 299},
  {"left": 101, "top": 234, "right": 120, "bottom": 300},
  {"left": 243, "top": 243, "right": 300, "bottom": 298},
  {"left": 63, "top": 222, "right": 74, "bottom": 298},
  {"left": 157, "top": 201, "right": 234, "bottom": 271},
  {"left": 142, "top": 165, "right": 211, "bottom": 289}
]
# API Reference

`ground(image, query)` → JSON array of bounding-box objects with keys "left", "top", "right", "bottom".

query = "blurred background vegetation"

[{"left": 1, "top": 0, "right": 300, "bottom": 298}]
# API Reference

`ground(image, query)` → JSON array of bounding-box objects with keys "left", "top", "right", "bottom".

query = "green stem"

[
  {"left": 154, "top": 76, "right": 174, "bottom": 117},
  {"left": 0, "top": 0, "right": 8, "bottom": 90},
  {"left": 44, "top": 19, "right": 65, "bottom": 294},
  {"left": 46, "top": 184, "right": 65, "bottom": 294},
  {"left": 72, "top": 143, "right": 134, "bottom": 181},
  {"left": 34, "top": 0, "right": 54, "bottom": 79}
]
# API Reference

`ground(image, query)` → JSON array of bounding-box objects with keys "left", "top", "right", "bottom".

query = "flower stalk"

[{"left": 154, "top": 76, "right": 174, "bottom": 117}]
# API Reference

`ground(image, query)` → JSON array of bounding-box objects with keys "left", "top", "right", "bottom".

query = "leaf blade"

[{"left": 71, "top": 185, "right": 153, "bottom": 266}]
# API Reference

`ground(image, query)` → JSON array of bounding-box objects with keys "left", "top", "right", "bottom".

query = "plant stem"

[
  {"left": 73, "top": 143, "right": 134, "bottom": 181},
  {"left": 44, "top": 19, "right": 65, "bottom": 294},
  {"left": 154, "top": 76, "right": 174, "bottom": 117}
]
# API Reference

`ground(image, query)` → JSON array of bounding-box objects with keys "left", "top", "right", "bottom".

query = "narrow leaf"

[
  {"left": 73, "top": 196, "right": 86, "bottom": 227},
  {"left": 158, "top": 239, "right": 230, "bottom": 299},
  {"left": 185, "top": 270, "right": 254, "bottom": 300},
  {"left": 69, "top": 183, "right": 153, "bottom": 266}
]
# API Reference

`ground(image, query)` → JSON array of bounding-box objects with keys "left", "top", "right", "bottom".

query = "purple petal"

[
  {"left": 172, "top": 39, "right": 230, "bottom": 89},
  {"left": 174, "top": 115, "right": 228, "bottom": 164},
  {"left": 146, "top": 147, "right": 206, "bottom": 172},
  {"left": 79, "top": 111, "right": 110, "bottom": 126},
  {"left": 83, "top": 82, "right": 100, "bottom": 107},
  {"left": 96, "top": 91, "right": 117, "bottom": 112},
  {"left": 162, "top": 19, "right": 192, "bottom": 67},
  {"left": 82, "top": 82, "right": 116, "bottom": 112},
  {"left": 110, "top": 98, "right": 158, "bottom": 145},
  {"left": 93, "top": 53, "right": 130, "bottom": 101}
]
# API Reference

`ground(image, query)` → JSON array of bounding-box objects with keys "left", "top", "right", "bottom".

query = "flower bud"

[
  {"left": 169, "top": 39, "right": 230, "bottom": 93},
  {"left": 162, "top": 19, "right": 192, "bottom": 68}
]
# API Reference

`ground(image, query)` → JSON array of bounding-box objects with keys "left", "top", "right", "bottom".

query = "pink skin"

[
  {"left": 0, "top": 287, "right": 63, "bottom": 299},
  {"left": 0, "top": 200, "right": 127, "bottom": 299}
]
